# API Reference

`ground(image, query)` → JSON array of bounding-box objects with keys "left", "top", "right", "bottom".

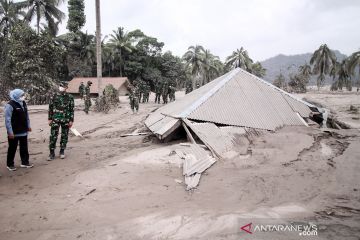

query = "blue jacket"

[{"left": 5, "top": 89, "right": 31, "bottom": 137}]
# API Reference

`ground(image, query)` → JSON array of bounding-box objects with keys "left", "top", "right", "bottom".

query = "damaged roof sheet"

[{"left": 145, "top": 68, "right": 314, "bottom": 138}]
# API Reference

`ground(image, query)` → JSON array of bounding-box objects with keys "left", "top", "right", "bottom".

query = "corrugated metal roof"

[
  {"left": 185, "top": 121, "right": 236, "bottom": 157},
  {"left": 181, "top": 144, "right": 216, "bottom": 176},
  {"left": 188, "top": 70, "right": 305, "bottom": 130},
  {"left": 175, "top": 144, "right": 216, "bottom": 190},
  {"left": 146, "top": 116, "right": 180, "bottom": 140},
  {"left": 145, "top": 68, "right": 314, "bottom": 138}
]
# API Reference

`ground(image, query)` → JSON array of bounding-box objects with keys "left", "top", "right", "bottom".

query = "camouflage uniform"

[
  {"left": 129, "top": 85, "right": 140, "bottom": 113},
  {"left": 155, "top": 81, "right": 162, "bottom": 104},
  {"left": 84, "top": 81, "right": 92, "bottom": 114},
  {"left": 78, "top": 82, "right": 85, "bottom": 99},
  {"left": 162, "top": 81, "right": 169, "bottom": 104},
  {"left": 143, "top": 83, "right": 150, "bottom": 103},
  {"left": 48, "top": 92, "right": 74, "bottom": 151},
  {"left": 169, "top": 84, "right": 176, "bottom": 102}
]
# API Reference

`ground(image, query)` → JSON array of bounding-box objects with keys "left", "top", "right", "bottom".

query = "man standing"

[
  {"left": 155, "top": 81, "right": 162, "bottom": 104},
  {"left": 162, "top": 79, "right": 169, "bottom": 104},
  {"left": 78, "top": 81, "right": 85, "bottom": 99},
  {"left": 5, "top": 89, "right": 33, "bottom": 171},
  {"left": 169, "top": 82, "right": 176, "bottom": 102},
  {"left": 129, "top": 84, "right": 140, "bottom": 114},
  {"left": 143, "top": 83, "right": 150, "bottom": 103},
  {"left": 84, "top": 81, "right": 92, "bottom": 114},
  {"left": 48, "top": 82, "right": 74, "bottom": 160}
]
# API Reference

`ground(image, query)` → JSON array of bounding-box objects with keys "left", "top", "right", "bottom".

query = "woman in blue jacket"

[{"left": 4, "top": 89, "right": 33, "bottom": 171}]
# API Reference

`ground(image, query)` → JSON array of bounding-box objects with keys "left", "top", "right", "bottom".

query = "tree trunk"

[
  {"left": 119, "top": 48, "right": 123, "bottom": 77},
  {"left": 95, "top": 0, "right": 102, "bottom": 96}
]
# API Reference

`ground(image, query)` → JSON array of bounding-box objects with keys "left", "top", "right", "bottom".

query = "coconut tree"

[
  {"left": 24, "top": 0, "right": 65, "bottom": 34},
  {"left": 102, "top": 44, "right": 115, "bottom": 76},
  {"left": 310, "top": 44, "right": 337, "bottom": 90},
  {"left": 0, "top": 0, "right": 25, "bottom": 37},
  {"left": 182, "top": 45, "right": 206, "bottom": 77},
  {"left": 347, "top": 51, "right": 360, "bottom": 89},
  {"left": 299, "top": 63, "right": 311, "bottom": 78},
  {"left": 225, "top": 47, "right": 253, "bottom": 72},
  {"left": 202, "top": 49, "right": 222, "bottom": 84},
  {"left": 109, "top": 27, "right": 136, "bottom": 77},
  {"left": 95, "top": 0, "right": 101, "bottom": 94},
  {"left": 338, "top": 60, "right": 351, "bottom": 91},
  {"left": 252, "top": 62, "right": 266, "bottom": 78},
  {"left": 297, "top": 63, "right": 312, "bottom": 85}
]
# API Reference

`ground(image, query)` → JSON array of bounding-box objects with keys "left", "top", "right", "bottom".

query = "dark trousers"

[{"left": 7, "top": 136, "right": 29, "bottom": 167}]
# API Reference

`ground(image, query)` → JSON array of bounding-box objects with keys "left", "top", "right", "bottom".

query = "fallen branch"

[{"left": 86, "top": 188, "right": 96, "bottom": 196}]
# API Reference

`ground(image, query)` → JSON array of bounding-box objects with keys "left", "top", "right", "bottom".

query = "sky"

[{"left": 58, "top": 0, "right": 360, "bottom": 62}]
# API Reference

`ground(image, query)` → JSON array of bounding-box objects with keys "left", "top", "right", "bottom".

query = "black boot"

[
  {"left": 60, "top": 149, "right": 65, "bottom": 159},
  {"left": 48, "top": 150, "right": 55, "bottom": 161}
]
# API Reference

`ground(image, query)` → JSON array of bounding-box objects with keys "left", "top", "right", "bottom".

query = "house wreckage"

[{"left": 145, "top": 68, "right": 328, "bottom": 190}]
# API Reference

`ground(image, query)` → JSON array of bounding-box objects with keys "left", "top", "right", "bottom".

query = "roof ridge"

[{"left": 176, "top": 68, "right": 241, "bottom": 118}]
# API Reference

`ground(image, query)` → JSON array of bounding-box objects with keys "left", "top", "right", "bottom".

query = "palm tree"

[
  {"left": 77, "top": 31, "right": 95, "bottom": 65},
  {"left": 329, "top": 61, "right": 339, "bottom": 81},
  {"left": 24, "top": 0, "right": 65, "bottom": 34},
  {"left": 40, "top": 20, "right": 59, "bottom": 37},
  {"left": 109, "top": 27, "right": 136, "bottom": 77},
  {"left": 298, "top": 63, "right": 312, "bottom": 85},
  {"left": 225, "top": 47, "right": 253, "bottom": 72},
  {"left": 298, "top": 63, "right": 311, "bottom": 78},
  {"left": 102, "top": 44, "right": 115, "bottom": 76},
  {"left": 338, "top": 60, "right": 351, "bottom": 91},
  {"left": 0, "top": 0, "right": 25, "bottom": 37},
  {"left": 202, "top": 49, "right": 222, "bottom": 84},
  {"left": 95, "top": 0, "right": 101, "bottom": 94},
  {"left": 310, "top": 44, "right": 337, "bottom": 90},
  {"left": 252, "top": 62, "right": 266, "bottom": 78},
  {"left": 347, "top": 51, "right": 360, "bottom": 89},
  {"left": 182, "top": 45, "right": 205, "bottom": 77}
]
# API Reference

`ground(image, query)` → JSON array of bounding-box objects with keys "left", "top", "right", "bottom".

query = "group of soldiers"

[
  {"left": 154, "top": 80, "right": 177, "bottom": 104},
  {"left": 78, "top": 81, "right": 92, "bottom": 114},
  {"left": 77, "top": 78, "right": 194, "bottom": 115},
  {"left": 128, "top": 78, "right": 178, "bottom": 113}
]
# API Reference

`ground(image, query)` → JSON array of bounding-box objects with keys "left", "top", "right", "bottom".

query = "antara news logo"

[{"left": 240, "top": 222, "right": 318, "bottom": 236}]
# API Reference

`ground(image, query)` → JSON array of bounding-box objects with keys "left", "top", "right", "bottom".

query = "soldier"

[
  {"left": 143, "top": 83, "right": 150, "bottom": 103},
  {"left": 162, "top": 80, "right": 169, "bottom": 104},
  {"left": 154, "top": 81, "right": 162, "bottom": 104},
  {"left": 78, "top": 81, "right": 85, "bottom": 99},
  {"left": 169, "top": 82, "right": 176, "bottom": 102},
  {"left": 84, "top": 81, "right": 92, "bottom": 114},
  {"left": 185, "top": 80, "right": 193, "bottom": 94},
  {"left": 48, "top": 82, "right": 74, "bottom": 160},
  {"left": 129, "top": 83, "right": 139, "bottom": 113}
]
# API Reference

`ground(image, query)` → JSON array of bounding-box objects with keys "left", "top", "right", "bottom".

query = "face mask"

[
  {"left": 19, "top": 96, "right": 26, "bottom": 101},
  {"left": 59, "top": 87, "right": 66, "bottom": 92}
]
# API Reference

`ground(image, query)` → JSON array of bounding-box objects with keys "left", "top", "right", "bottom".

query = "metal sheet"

[
  {"left": 188, "top": 69, "right": 306, "bottom": 130},
  {"left": 145, "top": 68, "right": 312, "bottom": 139},
  {"left": 180, "top": 144, "right": 216, "bottom": 176}
]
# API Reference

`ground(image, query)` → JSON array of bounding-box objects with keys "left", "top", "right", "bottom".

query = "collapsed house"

[{"left": 145, "top": 68, "right": 324, "bottom": 189}]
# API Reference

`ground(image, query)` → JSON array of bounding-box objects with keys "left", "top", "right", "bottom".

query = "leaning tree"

[{"left": 310, "top": 44, "right": 337, "bottom": 90}]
